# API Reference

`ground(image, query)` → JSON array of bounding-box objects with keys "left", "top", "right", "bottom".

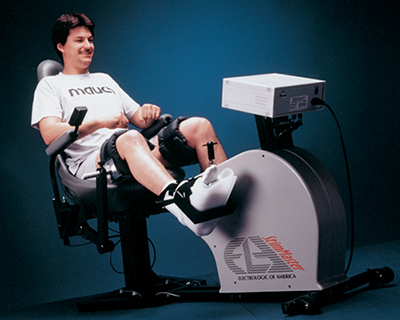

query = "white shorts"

[{"left": 74, "top": 151, "right": 99, "bottom": 180}]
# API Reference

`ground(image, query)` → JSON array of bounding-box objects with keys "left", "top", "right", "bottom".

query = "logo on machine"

[{"left": 224, "top": 236, "right": 305, "bottom": 278}]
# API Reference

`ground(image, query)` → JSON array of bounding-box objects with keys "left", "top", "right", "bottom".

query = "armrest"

[
  {"left": 141, "top": 114, "right": 173, "bottom": 139},
  {"left": 46, "top": 112, "right": 171, "bottom": 157},
  {"left": 45, "top": 106, "right": 88, "bottom": 157},
  {"left": 45, "top": 129, "right": 79, "bottom": 157}
]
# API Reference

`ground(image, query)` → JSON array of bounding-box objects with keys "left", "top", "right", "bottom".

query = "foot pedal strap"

[{"left": 174, "top": 196, "right": 237, "bottom": 224}]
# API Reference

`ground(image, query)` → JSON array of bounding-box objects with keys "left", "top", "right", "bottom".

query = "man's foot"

[{"left": 157, "top": 165, "right": 237, "bottom": 236}]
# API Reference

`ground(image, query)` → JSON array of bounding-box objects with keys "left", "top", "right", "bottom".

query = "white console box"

[{"left": 222, "top": 73, "right": 326, "bottom": 118}]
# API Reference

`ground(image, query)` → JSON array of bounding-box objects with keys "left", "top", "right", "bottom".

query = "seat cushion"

[{"left": 55, "top": 154, "right": 185, "bottom": 217}]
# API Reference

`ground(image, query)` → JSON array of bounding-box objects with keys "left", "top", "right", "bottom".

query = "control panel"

[{"left": 222, "top": 73, "right": 326, "bottom": 118}]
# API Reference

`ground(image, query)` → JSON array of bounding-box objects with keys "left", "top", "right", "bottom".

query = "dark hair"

[{"left": 52, "top": 13, "right": 95, "bottom": 60}]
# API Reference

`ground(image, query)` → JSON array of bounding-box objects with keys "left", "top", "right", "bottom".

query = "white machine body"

[
  {"left": 202, "top": 73, "right": 347, "bottom": 293},
  {"left": 203, "top": 148, "right": 347, "bottom": 292},
  {"left": 222, "top": 73, "right": 326, "bottom": 118}
]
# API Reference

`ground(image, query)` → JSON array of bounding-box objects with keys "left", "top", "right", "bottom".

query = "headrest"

[{"left": 37, "top": 59, "right": 63, "bottom": 82}]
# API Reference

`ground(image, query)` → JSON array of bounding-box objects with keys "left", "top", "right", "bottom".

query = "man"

[{"left": 32, "top": 13, "right": 236, "bottom": 236}]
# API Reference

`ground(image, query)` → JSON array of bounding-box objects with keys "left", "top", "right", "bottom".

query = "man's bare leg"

[
  {"left": 178, "top": 117, "right": 227, "bottom": 171},
  {"left": 115, "top": 130, "right": 174, "bottom": 195},
  {"left": 152, "top": 117, "right": 236, "bottom": 236},
  {"left": 96, "top": 121, "right": 236, "bottom": 236},
  {"left": 150, "top": 117, "right": 227, "bottom": 171}
]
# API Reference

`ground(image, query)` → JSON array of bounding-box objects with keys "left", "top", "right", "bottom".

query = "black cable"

[
  {"left": 312, "top": 98, "right": 355, "bottom": 274},
  {"left": 68, "top": 241, "right": 92, "bottom": 247},
  {"left": 108, "top": 237, "right": 157, "bottom": 274},
  {"left": 109, "top": 239, "right": 123, "bottom": 274},
  {"left": 68, "top": 231, "right": 120, "bottom": 247},
  {"left": 108, "top": 226, "right": 120, "bottom": 234},
  {"left": 148, "top": 237, "right": 157, "bottom": 269}
]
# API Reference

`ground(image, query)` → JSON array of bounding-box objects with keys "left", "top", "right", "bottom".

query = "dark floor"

[{"left": 3, "top": 240, "right": 399, "bottom": 320}]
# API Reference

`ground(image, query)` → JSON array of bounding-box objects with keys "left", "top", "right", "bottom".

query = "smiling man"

[
  {"left": 56, "top": 25, "right": 94, "bottom": 74},
  {"left": 31, "top": 13, "right": 236, "bottom": 236}
]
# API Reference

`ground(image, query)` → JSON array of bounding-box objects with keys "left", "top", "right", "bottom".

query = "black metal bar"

[
  {"left": 255, "top": 115, "right": 276, "bottom": 151},
  {"left": 281, "top": 267, "right": 395, "bottom": 315},
  {"left": 49, "top": 155, "right": 62, "bottom": 207},
  {"left": 274, "top": 116, "right": 295, "bottom": 149},
  {"left": 96, "top": 165, "right": 114, "bottom": 254},
  {"left": 255, "top": 115, "right": 297, "bottom": 151},
  {"left": 118, "top": 213, "right": 157, "bottom": 295}
]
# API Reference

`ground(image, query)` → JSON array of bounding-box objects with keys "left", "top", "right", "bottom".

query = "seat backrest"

[{"left": 37, "top": 59, "right": 63, "bottom": 81}]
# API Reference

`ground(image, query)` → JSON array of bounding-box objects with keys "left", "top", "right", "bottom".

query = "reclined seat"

[{"left": 37, "top": 60, "right": 186, "bottom": 310}]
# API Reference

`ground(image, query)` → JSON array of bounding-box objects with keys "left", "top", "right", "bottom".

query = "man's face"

[{"left": 57, "top": 26, "right": 94, "bottom": 74}]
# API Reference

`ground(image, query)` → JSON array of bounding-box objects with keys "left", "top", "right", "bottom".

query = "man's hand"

[
  {"left": 130, "top": 104, "right": 161, "bottom": 129},
  {"left": 102, "top": 112, "right": 129, "bottom": 129}
]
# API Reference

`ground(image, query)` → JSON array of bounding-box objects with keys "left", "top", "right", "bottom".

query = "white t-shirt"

[{"left": 32, "top": 72, "right": 140, "bottom": 177}]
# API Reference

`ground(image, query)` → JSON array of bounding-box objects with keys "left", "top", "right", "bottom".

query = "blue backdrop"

[{"left": 1, "top": 0, "right": 399, "bottom": 312}]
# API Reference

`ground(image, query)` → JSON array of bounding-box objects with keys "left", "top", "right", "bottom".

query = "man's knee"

[
  {"left": 117, "top": 130, "right": 145, "bottom": 148},
  {"left": 157, "top": 116, "right": 199, "bottom": 167},
  {"left": 100, "top": 129, "right": 154, "bottom": 176},
  {"left": 180, "top": 117, "right": 213, "bottom": 138},
  {"left": 117, "top": 130, "right": 155, "bottom": 154}
]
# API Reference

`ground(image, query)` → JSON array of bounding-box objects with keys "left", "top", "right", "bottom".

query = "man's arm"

[
  {"left": 39, "top": 112, "right": 130, "bottom": 145},
  {"left": 129, "top": 104, "right": 161, "bottom": 129}
]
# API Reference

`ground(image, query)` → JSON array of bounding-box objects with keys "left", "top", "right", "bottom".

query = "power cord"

[
  {"left": 311, "top": 98, "right": 354, "bottom": 274},
  {"left": 110, "top": 239, "right": 124, "bottom": 274},
  {"left": 67, "top": 225, "right": 158, "bottom": 274},
  {"left": 109, "top": 235, "right": 158, "bottom": 274},
  {"left": 68, "top": 232, "right": 120, "bottom": 247},
  {"left": 107, "top": 226, "right": 159, "bottom": 273}
]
